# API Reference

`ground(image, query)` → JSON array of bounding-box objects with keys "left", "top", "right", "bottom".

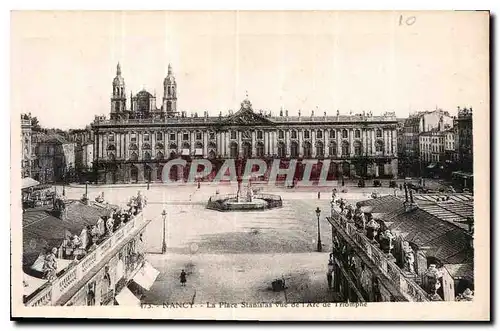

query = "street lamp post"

[
  {"left": 315, "top": 207, "right": 322, "bottom": 252},
  {"left": 161, "top": 209, "right": 167, "bottom": 254},
  {"left": 85, "top": 180, "right": 89, "bottom": 197}
]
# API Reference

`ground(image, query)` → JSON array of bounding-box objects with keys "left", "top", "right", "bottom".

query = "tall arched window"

[
  {"left": 230, "top": 142, "right": 238, "bottom": 158},
  {"left": 376, "top": 140, "right": 384, "bottom": 153},
  {"left": 376, "top": 129, "right": 382, "bottom": 138},
  {"left": 329, "top": 142, "right": 337, "bottom": 156},
  {"left": 342, "top": 129, "right": 348, "bottom": 139},
  {"left": 354, "top": 141, "right": 362, "bottom": 156},
  {"left": 256, "top": 142, "right": 265, "bottom": 158},
  {"left": 130, "top": 152, "right": 138, "bottom": 161},
  {"left": 303, "top": 141, "right": 312, "bottom": 158},
  {"left": 316, "top": 141, "right": 324, "bottom": 158},
  {"left": 290, "top": 141, "right": 299, "bottom": 158},
  {"left": 330, "top": 129, "right": 336, "bottom": 139},
  {"left": 291, "top": 130, "right": 298, "bottom": 139},
  {"left": 341, "top": 141, "right": 350, "bottom": 156},
  {"left": 278, "top": 142, "right": 286, "bottom": 158}
]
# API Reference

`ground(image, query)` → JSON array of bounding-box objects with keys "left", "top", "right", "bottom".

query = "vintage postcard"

[{"left": 11, "top": 10, "right": 490, "bottom": 320}]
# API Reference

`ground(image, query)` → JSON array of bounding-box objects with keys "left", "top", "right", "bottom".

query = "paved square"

[{"left": 63, "top": 183, "right": 382, "bottom": 304}]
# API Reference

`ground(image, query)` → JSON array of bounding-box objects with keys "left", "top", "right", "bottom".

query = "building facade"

[
  {"left": 21, "top": 114, "right": 33, "bottom": 178},
  {"left": 454, "top": 107, "right": 473, "bottom": 173},
  {"left": 31, "top": 133, "right": 76, "bottom": 184},
  {"left": 92, "top": 63, "right": 399, "bottom": 184},
  {"left": 398, "top": 110, "right": 453, "bottom": 177},
  {"left": 69, "top": 128, "right": 95, "bottom": 182}
]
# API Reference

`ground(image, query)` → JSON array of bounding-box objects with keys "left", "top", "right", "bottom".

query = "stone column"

[
  {"left": 324, "top": 129, "right": 330, "bottom": 157},
  {"left": 191, "top": 130, "right": 195, "bottom": 156},
  {"left": 311, "top": 129, "right": 316, "bottom": 158},
  {"left": 240, "top": 131, "right": 243, "bottom": 156},
  {"left": 392, "top": 129, "right": 397, "bottom": 156},
  {"left": 371, "top": 129, "right": 376, "bottom": 155},
  {"left": 203, "top": 131, "right": 208, "bottom": 157},
  {"left": 286, "top": 130, "right": 291, "bottom": 156},
  {"left": 337, "top": 130, "right": 342, "bottom": 157},
  {"left": 124, "top": 132, "right": 129, "bottom": 160},
  {"left": 225, "top": 131, "right": 230, "bottom": 157},
  {"left": 216, "top": 132, "right": 221, "bottom": 156},
  {"left": 252, "top": 131, "right": 256, "bottom": 156},
  {"left": 362, "top": 129, "right": 367, "bottom": 155},
  {"left": 349, "top": 129, "right": 354, "bottom": 157},
  {"left": 272, "top": 131, "right": 277, "bottom": 156},
  {"left": 299, "top": 130, "right": 304, "bottom": 157},
  {"left": 103, "top": 133, "right": 108, "bottom": 160}
]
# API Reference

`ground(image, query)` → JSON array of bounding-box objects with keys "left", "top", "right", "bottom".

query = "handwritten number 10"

[{"left": 399, "top": 15, "right": 416, "bottom": 26}]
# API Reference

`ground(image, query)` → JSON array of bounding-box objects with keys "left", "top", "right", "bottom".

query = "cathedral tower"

[
  {"left": 111, "top": 62, "right": 126, "bottom": 119},
  {"left": 163, "top": 63, "right": 177, "bottom": 116}
]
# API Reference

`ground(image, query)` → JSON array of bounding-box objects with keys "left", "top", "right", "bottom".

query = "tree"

[{"left": 31, "top": 116, "right": 42, "bottom": 131}]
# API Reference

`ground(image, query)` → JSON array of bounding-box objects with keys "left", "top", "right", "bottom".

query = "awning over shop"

[
  {"left": 115, "top": 287, "right": 141, "bottom": 306},
  {"left": 132, "top": 261, "right": 160, "bottom": 291},
  {"left": 22, "top": 177, "right": 40, "bottom": 190}
]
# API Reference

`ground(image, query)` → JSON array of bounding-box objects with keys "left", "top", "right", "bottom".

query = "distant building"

[
  {"left": 69, "top": 128, "right": 95, "bottom": 182},
  {"left": 31, "top": 134, "right": 76, "bottom": 183},
  {"left": 399, "top": 109, "right": 454, "bottom": 177},
  {"left": 92, "top": 63, "right": 400, "bottom": 184},
  {"left": 21, "top": 114, "right": 33, "bottom": 178},
  {"left": 454, "top": 107, "right": 473, "bottom": 172},
  {"left": 451, "top": 107, "right": 473, "bottom": 190}
]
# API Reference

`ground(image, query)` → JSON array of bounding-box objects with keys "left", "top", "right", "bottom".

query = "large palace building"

[{"left": 91, "top": 63, "right": 399, "bottom": 184}]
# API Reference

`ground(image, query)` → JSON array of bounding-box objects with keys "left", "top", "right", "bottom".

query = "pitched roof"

[
  {"left": 444, "top": 263, "right": 473, "bottom": 280},
  {"left": 356, "top": 195, "right": 404, "bottom": 214},
  {"left": 383, "top": 206, "right": 472, "bottom": 264},
  {"left": 22, "top": 200, "right": 114, "bottom": 267}
]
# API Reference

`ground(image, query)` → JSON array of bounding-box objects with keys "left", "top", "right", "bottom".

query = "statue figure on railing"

[
  {"left": 43, "top": 247, "right": 58, "bottom": 281},
  {"left": 402, "top": 241, "right": 416, "bottom": 274},
  {"left": 366, "top": 217, "right": 380, "bottom": 241},
  {"left": 95, "top": 192, "right": 105, "bottom": 204},
  {"left": 379, "top": 230, "right": 395, "bottom": 254},
  {"left": 136, "top": 191, "right": 146, "bottom": 210},
  {"left": 424, "top": 264, "right": 444, "bottom": 301}
]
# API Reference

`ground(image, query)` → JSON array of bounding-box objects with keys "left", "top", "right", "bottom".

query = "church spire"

[
  {"left": 168, "top": 63, "right": 172, "bottom": 75},
  {"left": 116, "top": 62, "right": 121, "bottom": 76}
]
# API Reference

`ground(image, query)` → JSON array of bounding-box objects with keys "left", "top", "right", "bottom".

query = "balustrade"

[
  {"left": 26, "top": 212, "right": 145, "bottom": 307},
  {"left": 331, "top": 205, "right": 429, "bottom": 302}
]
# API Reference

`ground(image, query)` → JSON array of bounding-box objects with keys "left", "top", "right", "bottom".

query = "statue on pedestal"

[
  {"left": 379, "top": 230, "right": 395, "bottom": 254},
  {"left": 402, "top": 241, "right": 416, "bottom": 274}
]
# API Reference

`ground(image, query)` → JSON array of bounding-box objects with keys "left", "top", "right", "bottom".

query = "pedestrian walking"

[
  {"left": 180, "top": 269, "right": 187, "bottom": 287},
  {"left": 318, "top": 191, "right": 321, "bottom": 199},
  {"left": 341, "top": 178, "right": 345, "bottom": 186},
  {"left": 327, "top": 261, "right": 334, "bottom": 290}
]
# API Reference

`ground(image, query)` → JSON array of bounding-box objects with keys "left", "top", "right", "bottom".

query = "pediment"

[{"left": 223, "top": 108, "right": 275, "bottom": 126}]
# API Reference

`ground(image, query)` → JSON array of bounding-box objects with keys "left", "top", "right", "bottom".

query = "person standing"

[
  {"left": 318, "top": 191, "right": 321, "bottom": 199},
  {"left": 180, "top": 269, "right": 187, "bottom": 287},
  {"left": 327, "top": 261, "right": 334, "bottom": 290}
]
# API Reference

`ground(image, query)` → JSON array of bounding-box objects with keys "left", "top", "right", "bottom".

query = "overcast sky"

[{"left": 11, "top": 11, "right": 489, "bottom": 130}]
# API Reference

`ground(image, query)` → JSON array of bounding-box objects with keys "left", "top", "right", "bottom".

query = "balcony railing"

[
  {"left": 331, "top": 208, "right": 430, "bottom": 302},
  {"left": 25, "top": 212, "right": 146, "bottom": 307}
]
